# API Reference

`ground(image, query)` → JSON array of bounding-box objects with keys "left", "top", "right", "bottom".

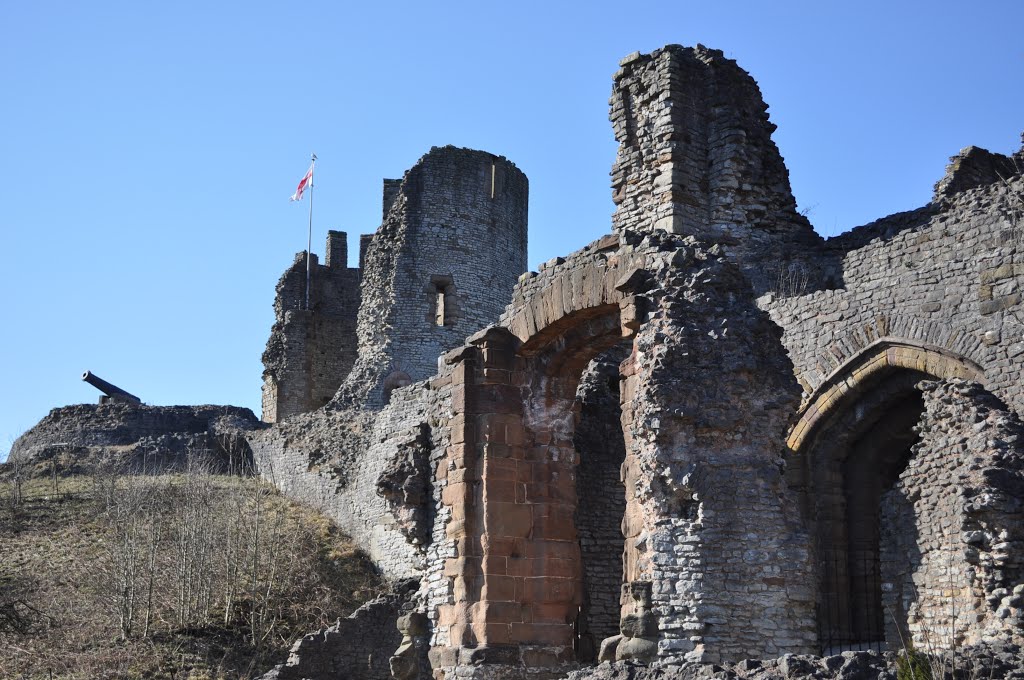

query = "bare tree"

[
  {"left": 3, "top": 445, "right": 26, "bottom": 530},
  {"left": 97, "top": 472, "right": 149, "bottom": 639}
]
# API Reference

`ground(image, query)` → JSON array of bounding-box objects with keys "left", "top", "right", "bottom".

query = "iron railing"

[{"left": 818, "top": 548, "right": 886, "bottom": 655}]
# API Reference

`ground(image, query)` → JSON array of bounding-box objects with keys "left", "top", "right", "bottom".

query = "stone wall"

[
  {"left": 573, "top": 347, "right": 629, "bottom": 661},
  {"left": 262, "top": 230, "right": 362, "bottom": 422},
  {"left": 608, "top": 44, "right": 827, "bottom": 294},
  {"left": 881, "top": 380, "right": 1024, "bottom": 650},
  {"left": 261, "top": 580, "right": 419, "bottom": 680},
  {"left": 762, "top": 147, "right": 1024, "bottom": 416},
  {"left": 249, "top": 376, "right": 452, "bottom": 580},
  {"left": 614, "top": 234, "right": 817, "bottom": 664},
  {"left": 339, "top": 147, "right": 528, "bottom": 409}
]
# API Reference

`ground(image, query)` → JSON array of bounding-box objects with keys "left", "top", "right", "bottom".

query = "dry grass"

[{"left": 0, "top": 472, "right": 385, "bottom": 679}]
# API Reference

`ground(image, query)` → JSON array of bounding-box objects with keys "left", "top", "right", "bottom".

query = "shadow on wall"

[{"left": 788, "top": 368, "right": 927, "bottom": 653}]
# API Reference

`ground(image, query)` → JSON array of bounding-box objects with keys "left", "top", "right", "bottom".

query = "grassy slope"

[{"left": 0, "top": 474, "right": 386, "bottom": 680}]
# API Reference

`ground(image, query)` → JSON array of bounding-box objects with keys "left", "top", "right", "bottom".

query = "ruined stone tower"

[
  {"left": 261, "top": 230, "right": 362, "bottom": 422},
  {"left": 262, "top": 146, "right": 528, "bottom": 421},
  {"left": 610, "top": 45, "right": 826, "bottom": 293},
  {"left": 339, "top": 146, "right": 528, "bottom": 409}
]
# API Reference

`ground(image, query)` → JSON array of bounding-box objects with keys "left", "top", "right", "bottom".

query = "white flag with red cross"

[{"left": 290, "top": 163, "right": 313, "bottom": 201}]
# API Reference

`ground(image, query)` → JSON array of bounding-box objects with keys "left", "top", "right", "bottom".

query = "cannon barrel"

[{"left": 82, "top": 370, "right": 141, "bottom": 404}]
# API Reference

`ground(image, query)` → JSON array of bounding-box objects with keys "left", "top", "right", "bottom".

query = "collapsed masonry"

[
  {"left": 251, "top": 44, "right": 1024, "bottom": 680},
  {"left": 11, "top": 42, "right": 1024, "bottom": 680}
]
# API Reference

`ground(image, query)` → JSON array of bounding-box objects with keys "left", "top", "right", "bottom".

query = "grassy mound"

[{"left": 0, "top": 470, "right": 385, "bottom": 679}]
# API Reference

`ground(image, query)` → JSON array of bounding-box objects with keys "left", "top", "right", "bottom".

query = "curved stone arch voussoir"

[
  {"left": 788, "top": 337, "right": 985, "bottom": 454},
  {"left": 805, "top": 313, "right": 987, "bottom": 392},
  {"left": 503, "top": 257, "right": 638, "bottom": 357}
]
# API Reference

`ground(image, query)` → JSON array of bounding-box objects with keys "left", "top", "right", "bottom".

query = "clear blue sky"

[{"left": 2, "top": 1, "right": 1022, "bottom": 458}]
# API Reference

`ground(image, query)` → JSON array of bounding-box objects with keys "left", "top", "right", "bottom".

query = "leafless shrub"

[
  {"left": 92, "top": 457, "right": 373, "bottom": 648},
  {"left": 2, "top": 461, "right": 382, "bottom": 678},
  {"left": 94, "top": 469, "right": 167, "bottom": 639},
  {"left": 770, "top": 261, "right": 811, "bottom": 298},
  {"left": 1, "top": 447, "right": 27, "bottom": 531}
]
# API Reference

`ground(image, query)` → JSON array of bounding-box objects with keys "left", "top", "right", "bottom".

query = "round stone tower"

[{"left": 341, "top": 146, "right": 529, "bottom": 408}]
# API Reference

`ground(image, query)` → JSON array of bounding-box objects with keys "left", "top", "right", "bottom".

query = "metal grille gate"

[{"left": 818, "top": 549, "right": 886, "bottom": 654}]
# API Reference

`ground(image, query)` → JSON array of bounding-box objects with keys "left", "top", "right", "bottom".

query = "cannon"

[{"left": 82, "top": 370, "right": 142, "bottom": 404}]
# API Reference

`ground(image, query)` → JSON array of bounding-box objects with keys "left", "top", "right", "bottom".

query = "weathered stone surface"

[
  {"left": 881, "top": 379, "right": 1024, "bottom": 650},
  {"left": 337, "top": 147, "right": 528, "bottom": 410},
  {"left": 575, "top": 348, "right": 630, "bottom": 660},
  {"left": 565, "top": 643, "right": 1024, "bottom": 680},
  {"left": 259, "top": 579, "right": 419, "bottom": 680},
  {"left": 934, "top": 145, "right": 1020, "bottom": 202},
  {"left": 377, "top": 422, "right": 434, "bottom": 547},
  {"left": 608, "top": 44, "right": 828, "bottom": 296},
  {"left": 262, "top": 231, "right": 363, "bottom": 423},
  {"left": 762, "top": 160, "right": 1024, "bottom": 415},
  {"left": 248, "top": 382, "right": 449, "bottom": 580},
  {"left": 8, "top": 401, "right": 260, "bottom": 473}
]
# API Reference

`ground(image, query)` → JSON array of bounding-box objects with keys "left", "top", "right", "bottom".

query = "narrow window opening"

[
  {"left": 435, "top": 290, "right": 446, "bottom": 326},
  {"left": 426, "top": 275, "right": 456, "bottom": 327}
]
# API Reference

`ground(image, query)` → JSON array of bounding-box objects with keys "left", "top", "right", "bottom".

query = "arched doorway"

[
  {"left": 800, "top": 371, "right": 926, "bottom": 651},
  {"left": 433, "top": 266, "right": 642, "bottom": 668},
  {"left": 514, "top": 306, "right": 630, "bottom": 662},
  {"left": 787, "top": 341, "right": 985, "bottom": 653}
]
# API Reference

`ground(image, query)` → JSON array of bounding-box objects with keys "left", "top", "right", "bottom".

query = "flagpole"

[{"left": 306, "top": 153, "right": 316, "bottom": 311}]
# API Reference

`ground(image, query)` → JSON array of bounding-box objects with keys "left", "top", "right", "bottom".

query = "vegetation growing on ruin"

[{"left": 0, "top": 466, "right": 386, "bottom": 679}]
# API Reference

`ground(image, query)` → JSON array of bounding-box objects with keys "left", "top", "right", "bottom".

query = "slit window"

[
  {"left": 435, "top": 290, "right": 446, "bottom": 326},
  {"left": 426, "top": 275, "right": 456, "bottom": 327}
]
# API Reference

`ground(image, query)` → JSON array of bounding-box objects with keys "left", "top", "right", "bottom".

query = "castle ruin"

[
  {"left": 11, "top": 43, "right": 1024, "bottom": 680},
  {"left": 253, "top": 44, "right": 1024, "bottom": 679}
]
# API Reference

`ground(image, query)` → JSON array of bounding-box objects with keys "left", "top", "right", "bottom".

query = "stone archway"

[
  {"left": 786, "top": 339, "right": 986, "bottom": 652},
  {"left": 515, "top": 308, "right": 630, "bottom": 663},
  {"left": 431, "top": 245, "right": 645, "bottom": 670},
  {"left": 788, "top": 339, "right": 984, "bottom": 455},
  {"left": 431, "top": 231, "right": 824, "bottom": 674}
]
